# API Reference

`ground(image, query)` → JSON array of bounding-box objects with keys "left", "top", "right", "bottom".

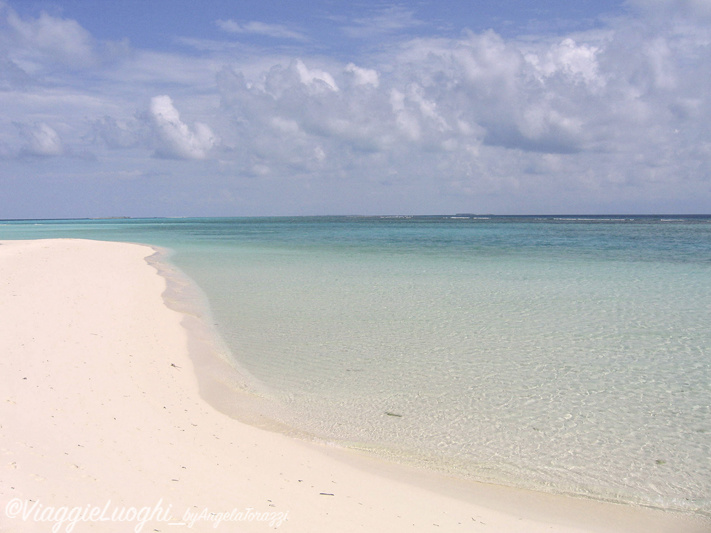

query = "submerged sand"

[{"left": 1, "top": 238, "right": 707, "bottom": 532}]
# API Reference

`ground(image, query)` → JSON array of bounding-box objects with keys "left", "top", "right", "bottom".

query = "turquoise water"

[{"left": 2, "top": 216, "right": 710, "bottom": 515}]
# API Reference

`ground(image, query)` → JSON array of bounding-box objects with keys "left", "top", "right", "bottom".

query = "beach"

[{"left": 1, "top": 238, "right": 708, "bottom": 533}]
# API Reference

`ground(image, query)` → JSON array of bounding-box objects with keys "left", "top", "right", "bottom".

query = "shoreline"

[{"left": 1, "top": 238, "right": 708, "bottom": 532}]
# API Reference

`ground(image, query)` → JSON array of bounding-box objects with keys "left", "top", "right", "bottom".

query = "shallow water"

[{"left": 3, "top": 215, "right": 710, "bottom": 514}]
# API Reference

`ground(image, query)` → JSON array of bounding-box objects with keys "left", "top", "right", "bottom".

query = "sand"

[{"left": 1, "top": 238, "right": 708, "bottom": 533}]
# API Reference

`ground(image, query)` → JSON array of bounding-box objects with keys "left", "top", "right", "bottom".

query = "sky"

[{"left": 1, "top": 0, "right": 709, "bottom": 218}]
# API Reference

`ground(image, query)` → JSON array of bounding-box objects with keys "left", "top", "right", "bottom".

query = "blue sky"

[{"left": 1, "top": 0, "right": 709, "bottom": 217}]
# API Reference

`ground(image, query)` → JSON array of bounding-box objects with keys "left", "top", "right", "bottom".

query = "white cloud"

[
  {"left": 389, "top": 89, "right": 421, "bottom": 141},
  {"left": 216, "top": 19, "right": 308, "bottom": 41},
  {"left": 0, "top": 53, "right": 33, "bottom": 89},
  {"left": 92, "top": 116, "right": 144, "bottom": 149},
  {"left": 270, "top": 116, "right": 301, "bottom": 134},
  {"left": 295, "top": 60, "right": 339, "bottom": 92},
  {"left": 16, "top": 122, "right": 63, "bottom": 156},
  {"left": 342, "top": 6, "right": 424, "bottom": 39},
  {"left": 2, "top": 5, "right": 96, "bottom": 70},
  {"left": 345, "top": 63, "right": 379, "bottom": 87},
  {"left": 149, "top": 95, "right": 216, "bottom": 160},
  {"left": 2, "top": 0, "right": 711, "bottom": 214},
  {"left": 644, "top": 37, "right": 676, "bottom": 90},
  {"left": 209, "top": 2, "right": 711, "bottom": 212},
  {"left": 527, "top": 38, "right": 603, "bottom": 87},
  {"left": 457, "top": 31, "right": 523, "bottom": 89}
]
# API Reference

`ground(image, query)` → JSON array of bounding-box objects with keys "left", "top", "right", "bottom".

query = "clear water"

[{"left": 2, "top": 215, "right": 710, "bottom": 515}]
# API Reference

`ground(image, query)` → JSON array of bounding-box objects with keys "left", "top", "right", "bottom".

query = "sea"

[{"left": 2, "top": 215, "right": 710, "bottom": 516}]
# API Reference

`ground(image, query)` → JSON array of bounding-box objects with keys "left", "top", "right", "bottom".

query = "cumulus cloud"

[
  {"left": 148, "top": 95, "right": 216, "bottom": 160},
  {"left": 295, "top": 59, "right": 339, "bottom": 92},
  {"left": 91, "top": 102, "right": 218, "bottom": 162},
  {"left": 2, "top": 0, "right": 711, "bottom": 214},
  {"left": 526, "top": 38, "right": 603, "bottom": 87},
  {"left": 217, "top": 29, "right": 595, "bottom": 161},
  {"left": 16, "top": 122, "right": 64, "bottom": 156},
  {"left": 208, "top": 2, "right": 711, "bottom": 212},
  {"left": 345, "top": 63, "right": 379, "bottom": 87}
]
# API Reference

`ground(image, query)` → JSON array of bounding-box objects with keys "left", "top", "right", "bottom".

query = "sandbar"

[{"left": 1, "top": 239, "right": 708, "bottom": 532}]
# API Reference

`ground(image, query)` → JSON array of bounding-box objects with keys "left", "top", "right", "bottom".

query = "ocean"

[{"left": 2, "top": 215, "right": 710, "bottom": 516}]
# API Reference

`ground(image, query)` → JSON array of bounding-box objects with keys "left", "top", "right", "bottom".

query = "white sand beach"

[{"left": 1, "top": 238, "right": 708, "bottom": 533}]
